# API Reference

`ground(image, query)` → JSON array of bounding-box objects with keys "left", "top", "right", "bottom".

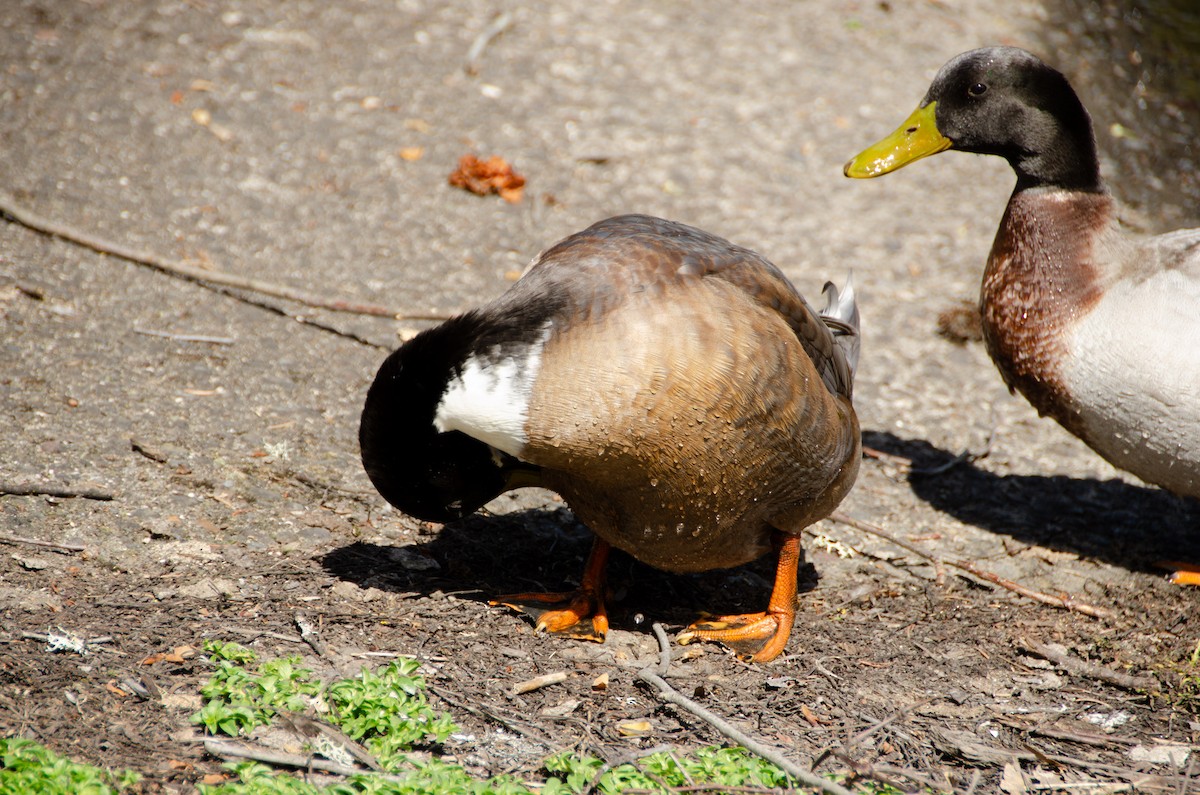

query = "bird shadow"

[
  {"left": 320, "top": 505, "right": 820, "bottom": 634},
  {"left": 863, "top": 429, "right": 1200, "bottom": 573}
]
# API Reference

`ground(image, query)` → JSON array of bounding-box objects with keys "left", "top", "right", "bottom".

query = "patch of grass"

[
  {"left": 326, "top": 657, "right": 457, "bottom": 767},
  {"left": 545, "top": 746, "right": 796, "bottom": 792},
  {"left": 193, "top": 642, "right": 324, "bottom": 737},
  {"left": 191, "top": 642, "right": 887, "bottom": 794},
  {"left": 192, "top": 641, "right": 454, "bottom": 772},
  {"left": 0, "top": 737, "right": 141, "bottom": 795}
]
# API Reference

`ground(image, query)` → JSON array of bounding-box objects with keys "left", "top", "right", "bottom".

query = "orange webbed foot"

[
  {"left": 677, "top": 609, "right": 792, "bottom": 662},
  {"left": 490, "top": 588, "right": 608, "bottom": 642},
  {"left": 490, "top": 536, "right": 611, "bottom": 643},
  {"left": 676, "top": 532, "right": 803, "bottom": 663}
]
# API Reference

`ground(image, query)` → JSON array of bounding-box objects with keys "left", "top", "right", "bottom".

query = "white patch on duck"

[
  {"left": 1061, "top": 267, "right": 1200, "bottom": 496},
  {"left": 433, "top": 324, "right": 553, "bottom": 458}
]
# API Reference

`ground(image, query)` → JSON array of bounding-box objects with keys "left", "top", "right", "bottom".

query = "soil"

[{"left": 1, "top": 1, "right": 1198, "bottom": 793}]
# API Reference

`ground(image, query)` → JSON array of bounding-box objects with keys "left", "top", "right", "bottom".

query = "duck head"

[
  {"left": 359, "top": 313, "right": 537, "bottom": 524},
  {"left": 845, "top": 46, "right": 1102, "bottom": 193}
]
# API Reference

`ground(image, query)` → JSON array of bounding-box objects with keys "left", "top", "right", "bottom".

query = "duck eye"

[{"left": 968, "top": 82, "right": 988, "bottom": 97}]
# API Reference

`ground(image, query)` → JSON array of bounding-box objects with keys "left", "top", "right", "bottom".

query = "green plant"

[
  {"left": 193, "top": 644, "right": 876, "bottom": 795},
  {"left": 0, "top": 737, "right": 141, "bottom": 795},
  {"left": 325, "top": 659, "right": 456, "bottom": 769},
  {"left": 193, "top": 641, "right": 323, "bottom": 736},
  {"left": 543, "top": 746, "right": 795, "bottom": 793}
]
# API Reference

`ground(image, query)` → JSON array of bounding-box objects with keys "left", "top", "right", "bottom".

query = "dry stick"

[
  {"left": 637, "top": 624, "right": 856, "bottom": 795},
  {"left": 205, "top": 282, "right": 393, "bottom": 350},
  {"left": 829, "top": 512, "right": 1114, "bottom": 619},
  {"left": 203, "top": 738, "right": 388, "bottom": 780},
  {"left": 0, "top": 190, "right": 448, "bottom": 321},
  {"left": 464, "top": 10, "right": 513, "bottom": 73},
  {"left": 0, "top": 534, "right": 85, "bottom": 553},
  {"left": 829, "top": 511, "right": 944, "bottom": 585},
  {"left": 0, "top": 482, "right": 114, "bottom": 501},
  {"left": 133, "top": 327, "right": 235, "bottom": 345},
  {"left": 426, "top": 683, "right": 555, "bottom": 748},
  {"left": 512, "top": 670, "right": 568, "bottom": 695},
  {"left": 949, "top": 559, "right": 1114, "bottom": 619},
  {"left": 1020, "top": 639, "right": 1155, "bottom": 691}
]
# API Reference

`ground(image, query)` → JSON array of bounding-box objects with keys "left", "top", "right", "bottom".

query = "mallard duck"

[
  {"left": 844, "top": 48, "right": 1200, "bottom": 565},
  {"left": 360, "top": 214, "right": 861, "bottom": 661}
]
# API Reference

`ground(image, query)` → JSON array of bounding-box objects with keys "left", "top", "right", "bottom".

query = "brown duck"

[{"left": 360, "top": 214, "right": 861, "bottom": 661}]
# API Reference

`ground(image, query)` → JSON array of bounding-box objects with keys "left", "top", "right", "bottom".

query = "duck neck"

[
  {"left": 978, "top": 188, "right": 1115, "bottom": 420},
  {"left": 1009, "top": 97, "right": 1104, "bottom": 194}
]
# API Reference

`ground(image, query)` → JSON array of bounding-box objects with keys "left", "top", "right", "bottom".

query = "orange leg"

[
  {"left": 490, "top": 536, "right": 611, "bottom": 642},
  {"left": 1157, "top": 560, "right": 1200, "bottom": 586},
  {"left": 677, "top": 532, "right": 800, "bottom": 663}
]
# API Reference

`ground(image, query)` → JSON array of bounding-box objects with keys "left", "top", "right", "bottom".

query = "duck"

[
  {"left": 844, "top": 47, "right": 1200, "bottom": 584},
  {"left": 359, "top": 214, "right": 862, "bottom": 661}
]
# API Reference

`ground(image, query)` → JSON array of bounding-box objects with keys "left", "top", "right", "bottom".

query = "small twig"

[
  {"left": 0, "top": 534, "right": 86, "bottom": 553},
  {"left": 910, "top": 427, "right": 996, "bottom": 475},
  {"left": 828, "top": 750, "right": 943, "bottom": 794},
  {"left": 0, "top": 189, "right": 448, "bottom": 321},
  {"left": 204, "top": 282, "right": 394, "bottom": 350},
  {"left": 829, "top": 511, "right": 944, "bottom": 585},
  {"left": 1020, "top": 639, "right": 1155, "bottom": 691},
  {"left": 133, "top": 327, "right": 235, "bottom": 345},
  {"left": 129, "top": 438, "right": 170, "bottom": 464},
  {"left": 0, "top": 482, "right": 114, "bottom": 501},
  {"left": 464, "top": 11, "right": 513, "bottom": 74},
  {"left": 950, "top": 559, "right": 1114, "bottom": 619},
  {"left": 21, "top": 632, "right": 112, "bottom": 645},
  {"left": 637, "top": 624, "right": 856, "bottom": 795},
  {"left": 845, "top": 700, "right": 931, "bottom": 749},
  {"left": 203, "top": 738, "right": 389, "bottom": 779},
  {"left": 295, "top": 612, "right": 329, "bottom": 659},
  {"left": 829, "top": 512, "right": 1114, "bottom": 618},
  {"left": 994, "top": 716, "right": 1137, "bottom": 747},
  {"left": 427, "top": 683, "right": 555, "bottom": 748},
  {"left": 512, "top": 670, "right": 567, "bottom": 695},
  {"left": 223, "top": 626, "right": 306, "bottom": 644}
]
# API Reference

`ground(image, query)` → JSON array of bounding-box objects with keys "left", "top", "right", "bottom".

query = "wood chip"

[
  {"left": 512, "top": 670, "right": 567, "bottom": 695},
  {"left": 617, "top": 719, "right": 653, "bottom": 737}
]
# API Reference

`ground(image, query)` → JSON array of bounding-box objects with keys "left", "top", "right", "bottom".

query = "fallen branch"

[
  {"left": 203, "top": 738, "right": 384, "bottom": 779},
  {"left": 948, "top": 558, "right": 1113, "bottom": 619},
  {"left": 1020, "top": 639, "right": 1155, "bottom": 691},
  {"left": 204, "top": 282, "right": 393, "bottom": 350},
  {"left": 0, "top": 482, "right": 114, "bottom": 501},
  {"left": 637, "top": 623, "right": 856, "bottom": 795},
  {"left": 829, "top": 513, "right": 1114, "bottom": 619},
  {"left": 0, "top": 189, "right": 448, "bottom": 321},
  {"left": 0, "top": 534, "right": 86, "bottom": 553}
]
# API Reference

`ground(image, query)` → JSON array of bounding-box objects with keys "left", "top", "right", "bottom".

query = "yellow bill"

[{"left": 843, "top": 102, "right": 952, "bottom": 178}]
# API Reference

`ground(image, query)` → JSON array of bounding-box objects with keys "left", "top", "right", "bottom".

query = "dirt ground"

[{"left": 1, "top": 1, "right": 1198, "bottom": 792}]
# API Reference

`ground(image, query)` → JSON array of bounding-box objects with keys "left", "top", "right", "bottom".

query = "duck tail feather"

[{"left": 820, "top": 272, "right": 860, "bottom": 376}]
